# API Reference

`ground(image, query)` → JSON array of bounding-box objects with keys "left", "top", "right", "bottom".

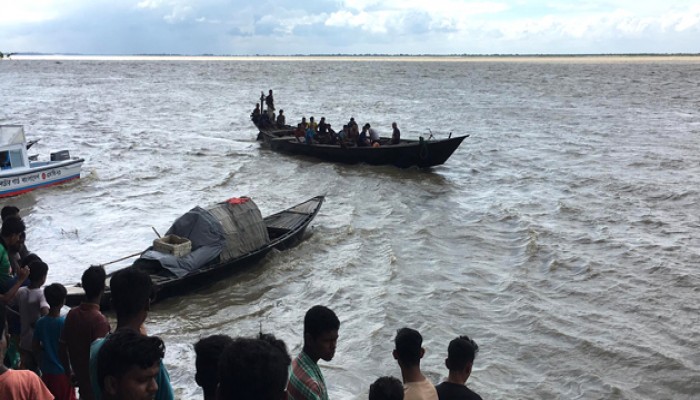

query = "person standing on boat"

[
  {"left": 287, "top": 305, "right": 340, "bottom": 400},
  {"left": 391, "top": 122, "right": 401, "bottom": 145},
  {"left": 266, "top": 90, "right": 275, "bottom": 120}
]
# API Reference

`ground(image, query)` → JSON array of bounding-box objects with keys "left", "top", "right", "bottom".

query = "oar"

[
  {"left": 89, "top": 227, "right": 163, "bottom": 268},
  {"left": 91, "top": 251, "right": 143, "bottom": 268}
]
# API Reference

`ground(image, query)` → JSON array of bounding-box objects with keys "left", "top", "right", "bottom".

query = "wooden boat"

[
  {"left": 0, "top": 125, "right": 84, "bottom": 198},
  {"left": 258, "top": 127, "right": 467, "bottom": 168},
  {"left": 65, "top": 195, "right": 324, "bottom": 308}
]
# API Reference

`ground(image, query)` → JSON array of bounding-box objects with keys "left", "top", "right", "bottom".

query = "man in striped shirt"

[{"left": 287, "top": 305, "right": 340, "bottom": 400}]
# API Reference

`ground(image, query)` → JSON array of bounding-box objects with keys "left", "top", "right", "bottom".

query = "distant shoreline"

[{"left": 8, "top": 54, "right": 700, "bottom": 63}]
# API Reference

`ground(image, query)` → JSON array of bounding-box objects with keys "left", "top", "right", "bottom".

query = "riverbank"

[{"left": 8, "top": 54, "right": 700, "bottom": 63}]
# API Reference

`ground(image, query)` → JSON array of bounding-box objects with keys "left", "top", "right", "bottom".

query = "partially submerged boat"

[
  {"left": 65, "top": 195, "right": 324, "bottom": 308},
  {"left": 0, "top": 125, "right": 84, "bottom": 198}
]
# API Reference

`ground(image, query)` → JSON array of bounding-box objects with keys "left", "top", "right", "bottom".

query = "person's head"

[
  {"left": 269, "top": 89, "right": 273, "bottom": 95},
  {"left": 279, "top": 109, "right": 284, "bottom": 114},
  {"left": 445, "top": 335, "right": 479, "bottom": 378},
  {"left": 97, "top": 329, "right": 165, "bottom": 400},
  {"left": 302, "top": 117, "right": 306, "bottom": 123},
  {"left": 82, "top": 266, "right": 107, "bottom": 301},
  {"left": 217, "top": 333, "right": 291, "bottom": 400},
  {"left": 110, "top": 267, "right": 154, "bottom": 324},
  {"left": 0, "top": 215, "right": 25, "bottom": 247},
  {"left": 392, "top": 122, "right": 397, "bottom": 128},
  {"left": 194, "top": 335, "right": 234, "bottom": 399},
  {"left": 28, "top": 260, "right": 49, "bottom": 288},
  {"left": 320, "top": 117, "right": 325, "bottom": 122},
  {"left": 303, "top": 305, "right": 340, "bottom": 362},
  {"left": 1, "top": 205, "right": 20, "bottom": 221},
  {"left": 369, "top": 376, "right": 404, "bottom": 400},
  {"left": 44, "top": 283, "right": 67, "bottom": 309},
  {"left": 20, "top": 252, "right": 42, "bottom": 268},
  {"left": 393, "top": 328, "right": 424, "bottom": 368}
]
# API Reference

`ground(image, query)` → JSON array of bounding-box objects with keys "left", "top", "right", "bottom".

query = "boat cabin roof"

[{"left": 0, "top": 125, "right": 26, "bottom": 148}]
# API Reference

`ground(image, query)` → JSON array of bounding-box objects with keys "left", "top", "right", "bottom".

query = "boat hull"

[
  {"left": 0, "top": 159, "right": 84, "bottom": 198},
  {"left": 259, "top": 129, "right": 466, "bottom": 168}
]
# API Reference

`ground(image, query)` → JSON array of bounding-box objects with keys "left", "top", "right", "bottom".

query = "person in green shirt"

[
  {"left": 287, "top": 305, "right": 340, "bottom": 400},
  {"left": 0, "top": 216, "right": 26, "bottom": 293}
]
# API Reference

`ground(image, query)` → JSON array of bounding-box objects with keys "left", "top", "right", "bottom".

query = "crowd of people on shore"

[
  {"left": 0, "top": 205, "right": 482, "bottom": 400},
  {"left": 251, "top": 90, "right": 402, "bottom": 147}
]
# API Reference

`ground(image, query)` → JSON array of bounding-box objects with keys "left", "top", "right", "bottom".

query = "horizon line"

[{"left": 5, "top": 52, "right": 700, "bottom": 57}]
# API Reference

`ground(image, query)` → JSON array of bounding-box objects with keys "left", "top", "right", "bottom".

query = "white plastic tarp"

[{"left": 0, "top": 125, "right": 26, "bottom": 147}]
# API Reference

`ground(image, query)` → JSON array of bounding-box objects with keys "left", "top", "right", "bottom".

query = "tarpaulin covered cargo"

[
  {"left": 206, "top": 197, "right": 270, "bottom": 261},
  {"left": 137, "top": 197, "right": 270, "bottom": 278}
]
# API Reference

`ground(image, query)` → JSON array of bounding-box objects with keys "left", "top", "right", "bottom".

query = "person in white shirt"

[{"left": 393, "top": 328, "right": 438, "bottom": 400}]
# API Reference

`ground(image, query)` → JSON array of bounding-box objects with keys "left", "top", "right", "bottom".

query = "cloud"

[{"left": 0, "top": 0, "right": 699, "bottom": 54}]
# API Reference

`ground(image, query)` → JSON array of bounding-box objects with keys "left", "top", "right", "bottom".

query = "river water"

[{"left": 1, "top": 56, "right": 699, "bottom": 399}]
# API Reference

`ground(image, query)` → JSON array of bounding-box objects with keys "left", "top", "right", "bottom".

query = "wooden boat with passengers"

[
  {"left": 253, "top": 111, "right": 468, "bottom": 169},
  {"left": 65, "top": 195, "right": 324, "bottom": 308}
]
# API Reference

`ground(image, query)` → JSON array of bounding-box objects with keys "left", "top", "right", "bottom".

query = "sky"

[{"left": 1, "top": 1, "right": 699, "bottom": 55}]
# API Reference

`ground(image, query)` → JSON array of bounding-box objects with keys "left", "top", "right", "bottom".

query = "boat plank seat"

[{"left": 265, "top": 212, "right": 307, "bottom": 231}]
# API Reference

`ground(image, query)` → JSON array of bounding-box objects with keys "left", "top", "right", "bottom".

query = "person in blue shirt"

[
  {"left": 33, "top": 283, "right": 76, "bottom": 400},
  {"left": 305, "top": 125, "right": 315, "bottom": 145},
  {"left": 89, "top": 267, "right": 174, "bottom": 400},
  {"left": 96, "top": 329, "right": 165, "bottom": 400}
]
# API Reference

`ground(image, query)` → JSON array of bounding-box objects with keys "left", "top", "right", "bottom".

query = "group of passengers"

[
  {"left": 292, "top": 116, "right": 402, "bottom": 147},
  {"left": 251, "top": 90, "right": 405, "bottom": 147}
]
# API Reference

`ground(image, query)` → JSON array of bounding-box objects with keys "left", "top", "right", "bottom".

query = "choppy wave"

[{"left": 1, "top": 59, "right": 699, "bottom": 399}]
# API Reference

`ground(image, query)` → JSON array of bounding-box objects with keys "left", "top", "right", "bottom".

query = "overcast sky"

[{"left": 1, "top": 1, "right": 699, "bottom": 55}]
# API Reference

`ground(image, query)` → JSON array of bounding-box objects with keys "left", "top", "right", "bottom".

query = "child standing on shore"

[
  {"left": 33, "top": 283, "right": 76, "bottom": 400},
  {"left": 16, "top": 260, "right": 49, "bottom": 371}
]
